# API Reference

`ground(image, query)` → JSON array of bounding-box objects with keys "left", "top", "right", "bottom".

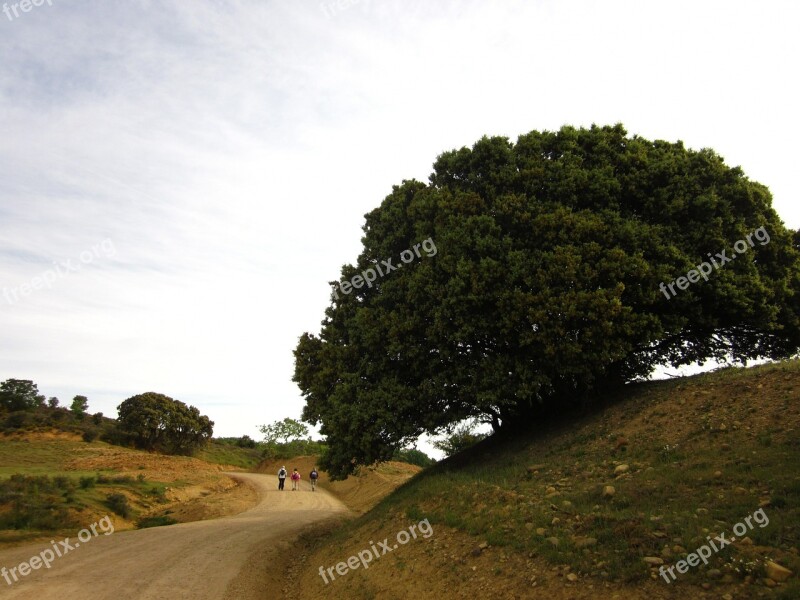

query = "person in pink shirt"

[{"left": 291, "top": 468, "right": 301, "bottom": 491}]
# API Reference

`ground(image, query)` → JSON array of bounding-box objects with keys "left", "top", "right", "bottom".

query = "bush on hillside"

[
  {"left": 105, "top": 493, "right": 131, "bottom": 519},
  {"left": 0, "top": 474, "right": 78, "bottom": 530}
]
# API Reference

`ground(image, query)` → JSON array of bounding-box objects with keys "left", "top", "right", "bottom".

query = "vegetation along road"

[{"left": 0, "top": 473, "right": 348, "bottom": 600}]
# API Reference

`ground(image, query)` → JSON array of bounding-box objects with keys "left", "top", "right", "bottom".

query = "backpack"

[
  {"left": 310, "top": 470, "right": 318, "bottom": 480},
  {"left": 278, "top": 468, "right": 286, "bottom": 478}
]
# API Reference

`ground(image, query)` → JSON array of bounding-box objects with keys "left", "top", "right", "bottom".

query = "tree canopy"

[
  {"left": 258, "top": 417, "right": 309, "bottom": 445},
  {"left": 70, "top": 395, "right": 89, "bottom": 417},
  {"left": 294, "top": 124, "right": 800, "bottom": 479},
  {"left": 0, "top": 379, "right": 45, "bottom": 411},
  {"left": 117, "top": 392, "right": 214, "bottom": 455}
]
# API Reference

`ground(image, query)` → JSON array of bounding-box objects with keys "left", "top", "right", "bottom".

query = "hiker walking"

[
  {"left": 277, "top": 466, "right": 287, "bottom": 491},
  {"left": 310, "top": 467, "right": 319, "bottom": 491},
  {"left": 291, "top": 468, "right": 301, "bottom": 491}
]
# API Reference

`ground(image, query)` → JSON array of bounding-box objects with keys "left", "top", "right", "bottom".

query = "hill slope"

[
  {"left": 288, "top": 361, "right": 800, "bottom": 599},
  {"left": 0, "top": 433, "right": 260, "bottom": 544}
]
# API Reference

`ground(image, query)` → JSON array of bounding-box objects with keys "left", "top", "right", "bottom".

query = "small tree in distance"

[
  {"left": 257, "top": 418, "right": 324, "bottom": 459},
  {"left": 432, "top": 422, "right": 488, "bottom": 458},
  {"left": 258, "top": 418, "right": 309, "bottom": 445},
  {"left": 70, "top": 395, "right": 89, "bottom": 417}
]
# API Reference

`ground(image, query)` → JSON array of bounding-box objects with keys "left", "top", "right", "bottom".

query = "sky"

[{"left": 1, "top": 0, "right": 798, "bottom": 459}]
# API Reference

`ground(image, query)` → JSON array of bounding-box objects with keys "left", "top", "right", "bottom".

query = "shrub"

[
  {"left": 79, "top": 476, "right": 96, "bottom": 489},
  {"left": 52, "top": 476, "right": 74, "bottom": 490},
  {"left": 148, "top": 487, "right": 168, "bottom": 503},
  {"left": 4, "top": 411, "right": 33, "bottom": 430},
  {"left": 0, "top": 474, "right": 78, "bottom": 530},
  {"left": 105, "top": 493, "right": 131, "bottom": 518},
  {"left": 137, "top": 515, "right": 178, "bottom": 529},
  {"left": 83, "top": 429, "right": 99, "bottom": 443}
]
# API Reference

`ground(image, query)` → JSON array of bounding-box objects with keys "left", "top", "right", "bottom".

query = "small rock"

[
  {"left": 574, "top": 537, "right": 598, "bottom": 548},
  {"left": 566, "top": 573, "right": 578, "bottom": 582},
  {"left": 739, "top": 536, "right": 753, "bottom": 545},
  {"left": 551, "top": 517, "right": 561, "bottom": 526},
  {"left": 707, "top": 568, "right": 722, "bottom": 579},
  {"left": 765, "top": 560, "right": 793, "bottom": 582},
  {"left": 643, "top": 556, "right": 664, "bottom": 566},
  {"left": 672, "top": 545, "right": 686, "bottom": 554},
  {"left": 546, "top": 486, "right": 557, "bottom": 494},
  {"left": 721, "top": 443, "right": 732, "bottom": 451},
  {"left": 614, "top": 464, "right": 630, "bottom": 475},
  {"left": 536, "top": 528, "right": 547, "bottom": 536},
  {"left": 763, "top": 577, "right": 777, "bottom": 587},
  {"left": 546, "top": 537, "right": 560, "bottom": 547},
  {"left": 602, "top": 485, "right": 616, "bottom": 498},
  {"left": 471, "top": 547, "right": 482, "bottom": 557},
  {"left": 479, "top": 542, "right": 489, "bottom": 550},
  {"left": 713, "top": 470, "right": 723, "bottom": 478}
]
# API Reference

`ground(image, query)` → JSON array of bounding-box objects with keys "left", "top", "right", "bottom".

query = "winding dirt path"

[{"left": 0, "top": 473, "right": 349, "bottom": 599}]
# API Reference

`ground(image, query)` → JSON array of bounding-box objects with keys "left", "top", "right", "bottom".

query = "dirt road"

[{"left": 0, "top": 473, "right": 349, "bottom": 600}]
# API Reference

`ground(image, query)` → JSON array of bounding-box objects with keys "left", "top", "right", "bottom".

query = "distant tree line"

[{"left": 0, "top": 379, "right": 213, "bottom": 455}]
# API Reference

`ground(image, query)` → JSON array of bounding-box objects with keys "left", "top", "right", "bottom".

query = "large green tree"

[
  {"left": 295, "top": 124, "right": 800, "bottom": 479},
  {"left": 117, "top": 392, "right": 214, "bottom": 455}
]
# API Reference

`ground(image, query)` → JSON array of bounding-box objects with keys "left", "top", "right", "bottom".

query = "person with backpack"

[
  {"left": 291, "top": 468, "right": 301, "bottom": 491},
  {"left": 309, "top": 467, "right": 319, "bottom": 491},
  {"left": 277, "top": 466, "right": 287, "bottom": 491}
]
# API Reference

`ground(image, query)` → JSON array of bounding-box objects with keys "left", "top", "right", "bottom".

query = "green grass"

[
  {"left": 312, "top": 360, "right": 800, "bottom": 595},
  {"left": 0, "top": 438, "right": 91, "bottom": 477},
  {"left": 196, "top": 441, "right": 263, "bottom": 469},
  {"left": 0, "top": 437, "right": 182, "bottom": 538}
]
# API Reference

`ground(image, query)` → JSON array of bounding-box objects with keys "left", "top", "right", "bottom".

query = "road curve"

[{"left": 0, "top": 473, "right": 349, "bottom": 600}]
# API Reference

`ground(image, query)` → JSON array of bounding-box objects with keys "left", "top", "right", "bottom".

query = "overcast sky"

[{"left": 1, "top": 0, "right": 798, "bottom": 457}]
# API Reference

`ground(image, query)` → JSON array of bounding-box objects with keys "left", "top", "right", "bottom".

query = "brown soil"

[{"left": 0, "top": 473, "right": 348, "bottom": 600}]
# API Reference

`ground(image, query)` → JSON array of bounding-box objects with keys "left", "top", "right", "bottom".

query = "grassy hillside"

[
  {"left": 288, "top": 361, "right": 800, "bottom": 599},
  {"left": 0, "top": 432, "right": 259, "bottom": 544}
]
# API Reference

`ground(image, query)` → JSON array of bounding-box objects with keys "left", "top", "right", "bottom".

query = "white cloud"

[{"left": 1, "top": 0, "right": 798, "bottom": 458}]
